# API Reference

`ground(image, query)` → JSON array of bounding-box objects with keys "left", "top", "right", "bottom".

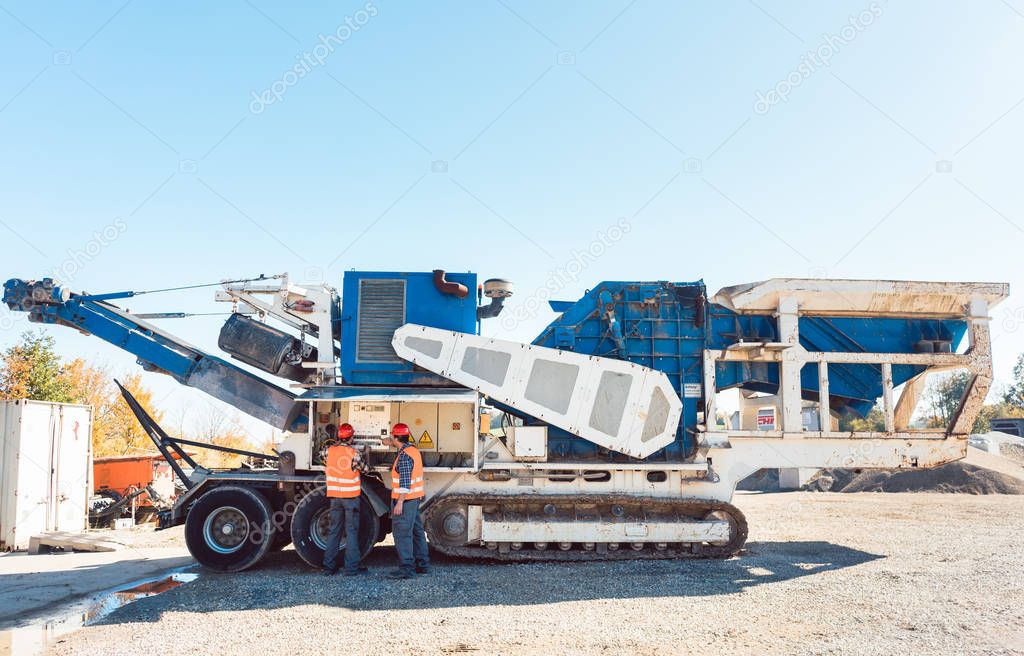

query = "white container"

[{"left": 0, "top": 400, "right": 92, "bottom": 551}]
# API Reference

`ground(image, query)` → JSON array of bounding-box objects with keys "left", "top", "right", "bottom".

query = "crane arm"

[{"left": 3, "top": 278, "right": 305, "bottom": 431}]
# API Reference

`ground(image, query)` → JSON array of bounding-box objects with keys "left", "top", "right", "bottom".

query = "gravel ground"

[{"left": 48, "top": 492, "right": 1024, "bottom": 656}]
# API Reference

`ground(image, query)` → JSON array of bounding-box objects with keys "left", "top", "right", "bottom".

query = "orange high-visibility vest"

[
  {"left": 391, "top": 444, "right": 424, "bottom": 500},
  {"left": 326, "top": 444, "right": 361, "bottom": 499}
]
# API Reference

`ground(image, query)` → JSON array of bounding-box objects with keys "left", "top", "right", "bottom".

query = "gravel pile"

[
  {"left": 807, "top": 462, "right": 1024, "bottom": 494},
  {"left": 47, "top": 493, "right": 1024, "bottom": 656},
  {"left": 1003, "top": 443, "right": 1024, "bottom": 466},
  {"left": 806, "top": 445, "right": 1024, "bottom": 495}
]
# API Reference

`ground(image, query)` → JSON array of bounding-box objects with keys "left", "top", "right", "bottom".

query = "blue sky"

[{"left": 2, "top": 0, "right": 1023, "bottom": 436}]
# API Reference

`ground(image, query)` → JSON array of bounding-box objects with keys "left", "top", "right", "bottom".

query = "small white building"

[{"left": 0, "top": 400, "right": 92, "bottom": 551}]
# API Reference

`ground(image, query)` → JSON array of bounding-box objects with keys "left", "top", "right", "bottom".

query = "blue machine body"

[
  {"left": 339, "top": 270, "right": 477, "bottom": 386},
  {"left": 531, "top": 280, "right": 968, "bottom": 461}
]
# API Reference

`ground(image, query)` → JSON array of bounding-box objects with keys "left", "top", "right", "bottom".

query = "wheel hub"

[{"left": 202, "top": 506, "right": 249, "bottom": 554}]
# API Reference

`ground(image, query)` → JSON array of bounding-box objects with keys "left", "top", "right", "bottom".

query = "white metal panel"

[
  {"left": 508, "top": 426, "right": 547, "bottom": 458},
  {"left": 15, "top": 402, "right": 51, "bottom": 550},
  {"left": 393, "top": 325, "right": 683, "bottom": 459},
  {"left": 279, "top": 433, "right": 311, "bottom": 469},
  {"left": 437, "top": 402, "right": 475, "bottom": 453},
  {"left": 55, "top": 404, "right": 91, "bottom": 533},
  {"left": 0, "top": 402, "right": 12, "bottom": 550},
  {"left": 712, "top": 279, "right": 1008, "bottom": 317},
  {"left": 479, "top": 518, "right": 731, "bottom": 543}
]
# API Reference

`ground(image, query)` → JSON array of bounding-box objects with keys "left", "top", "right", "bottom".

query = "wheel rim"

[
  {"left": 310, "top": 507, "right": 332, "bottom": 551},
  {"left": 202, "top": 505, "right": 250, "bottom": 554}
]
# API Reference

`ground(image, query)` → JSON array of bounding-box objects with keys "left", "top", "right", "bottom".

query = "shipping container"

[{"left": 0, "top": 400, "right": 92, "bottom": 551}]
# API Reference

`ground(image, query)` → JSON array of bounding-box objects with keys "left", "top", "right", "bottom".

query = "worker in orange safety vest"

[
  {"left": 382, "top": 422, "right": 429, "bottom": 579},
  {"left": 322, "top": 422, "right": 368, "bottom": 576}
]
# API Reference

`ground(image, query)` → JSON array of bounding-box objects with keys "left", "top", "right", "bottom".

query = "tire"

[
  {"left": 269, "top": 515, "right": 293, "bottom": 551},
  {"left": 290, "top": 487, "right": 380, "bottom": 570},
  {"left": 184, "top": 485, "right": 274, "bottom": 572}
]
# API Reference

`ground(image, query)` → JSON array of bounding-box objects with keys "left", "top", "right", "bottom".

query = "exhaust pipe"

[{"left": 433, "top": 269, "right": 469, "bottom": 298}]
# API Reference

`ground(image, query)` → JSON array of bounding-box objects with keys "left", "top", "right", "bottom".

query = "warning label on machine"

[
  {"left": 418, "top": 431, "right": 434, "bottom": 449},
  {"left": 683, "top": 383, "right": 702, "bottom": 398}
]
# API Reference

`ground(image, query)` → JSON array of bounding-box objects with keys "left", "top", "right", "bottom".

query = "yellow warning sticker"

[{"left": 418, "top": 430, "right": 434, "bottom": 449}]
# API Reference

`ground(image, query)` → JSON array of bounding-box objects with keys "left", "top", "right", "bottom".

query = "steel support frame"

[
  {"left": 217, "top": 274, "right": 338, "bottom": 376},
  {"left": 700, "top": 296, "right": 994, "bottom": 447}
]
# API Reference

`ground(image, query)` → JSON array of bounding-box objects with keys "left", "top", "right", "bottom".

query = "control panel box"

[
  {"left": 508, "top": 426, "right": 547, "bottom": 460},
  {"left": 306, "top": 392, "right": 479, "bottom": 467}
]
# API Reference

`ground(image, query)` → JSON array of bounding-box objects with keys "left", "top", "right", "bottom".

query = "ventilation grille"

[{"left": 357, "top": 279, "right": 406, "bottom": 362}]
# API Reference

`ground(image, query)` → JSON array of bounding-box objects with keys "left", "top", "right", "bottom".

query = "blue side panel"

[
  {"left": 707, "top": 304, "right": 969, "bottom": 416},
  {"left": 340, "top": 271, "right": 477, "bottom": 385},
  {"left": 533, "top": 281, "right": 708, "bottom": 460}
]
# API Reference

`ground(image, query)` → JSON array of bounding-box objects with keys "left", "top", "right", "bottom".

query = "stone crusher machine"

[{"left": 2, "top": 272, "right": 1007, "bottom": 571}]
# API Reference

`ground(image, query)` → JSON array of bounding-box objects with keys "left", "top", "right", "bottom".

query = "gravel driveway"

[{"left": 49, "top": 492, "right": 1024, "bottom": 656}]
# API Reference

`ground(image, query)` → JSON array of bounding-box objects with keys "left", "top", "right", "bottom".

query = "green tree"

[
  {"left": 1003, "top": 353, "right": 1024, "bottom": 410},
  {"left": 923, "top": 371, "right": 971, "bottom": 428},
  {"left": 839, "top": 370, "right": 996, "bottom": 434},
  {"left": 838, "top": 405, "right": 886, "bottom": 432},
  {"left": 0, "top": 331, "right": 73, "bottom": 402},
  {"left": 974, "top": 400, "right": 1024, "bottom": 433}
]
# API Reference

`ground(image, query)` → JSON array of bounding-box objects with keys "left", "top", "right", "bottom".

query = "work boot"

[
  {"left": 344, "top": 567, "right": 368, "bottom": 576},
  {"left": 322, "top": 568, "right": 339, "bottom": 577},
  {"left": 415, "top": 565, "right": 431, "bottom": 575},
  {"left": 386, "top": 569, "right": 413, "bottom": 580}
]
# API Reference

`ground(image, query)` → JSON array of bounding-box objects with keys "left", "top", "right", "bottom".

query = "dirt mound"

[
  {"left": 807, "top": 459, "right": 1024, "bottom": 495},
  {"left": 736, "top": 468, "right": 780, "bottom": 491}
]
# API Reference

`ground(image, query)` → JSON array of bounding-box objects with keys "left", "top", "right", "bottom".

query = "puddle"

[{"left": 0, "top": 570, "right": 198, "bottom": 656}]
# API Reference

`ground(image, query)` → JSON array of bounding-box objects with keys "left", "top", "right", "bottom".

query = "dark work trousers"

[
  {"left": 391, "top": 497, "right": 429, "bottom": 574},
  {"left": 323, "top": 496, "right": 361, "bottom": 573}
]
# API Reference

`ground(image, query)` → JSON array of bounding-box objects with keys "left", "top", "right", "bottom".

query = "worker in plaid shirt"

[{"left": 382, "top": 423, "right": 429, "bottom": 579}]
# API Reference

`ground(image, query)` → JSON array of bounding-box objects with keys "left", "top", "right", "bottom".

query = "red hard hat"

[
  {"left": 337, "top": 423, "right": 355, "bottom": 440},
  {"left": 391, "top": 423, "right": 411, "bottom": 438}
]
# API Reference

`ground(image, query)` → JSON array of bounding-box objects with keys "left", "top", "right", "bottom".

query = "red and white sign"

[{"left": 756, "top": 408, "right": 776, "bottom": 431}]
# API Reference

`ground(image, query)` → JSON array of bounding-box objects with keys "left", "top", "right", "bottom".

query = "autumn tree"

[
  {"left": 186, "top": 404, "right": 257, "bottom": 468},
  {"left": 92, "top": 373, "right": 166, "bottom": 457},
  {"left": 63, "top": 358, "right": 115, "bottom": 456},
  {"left": 0, "top": 331, "right": 73, "bottom": 402},
  {"left": 1, "top": 333, "right": 170, "bottom": 456},
  {"left": 53, "top": 358, "right": 169, "bottom": 457}
]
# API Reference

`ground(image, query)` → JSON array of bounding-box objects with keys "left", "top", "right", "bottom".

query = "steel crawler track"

[{"left": 424, "top": 494, "right": 748, "bottom": 561}]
